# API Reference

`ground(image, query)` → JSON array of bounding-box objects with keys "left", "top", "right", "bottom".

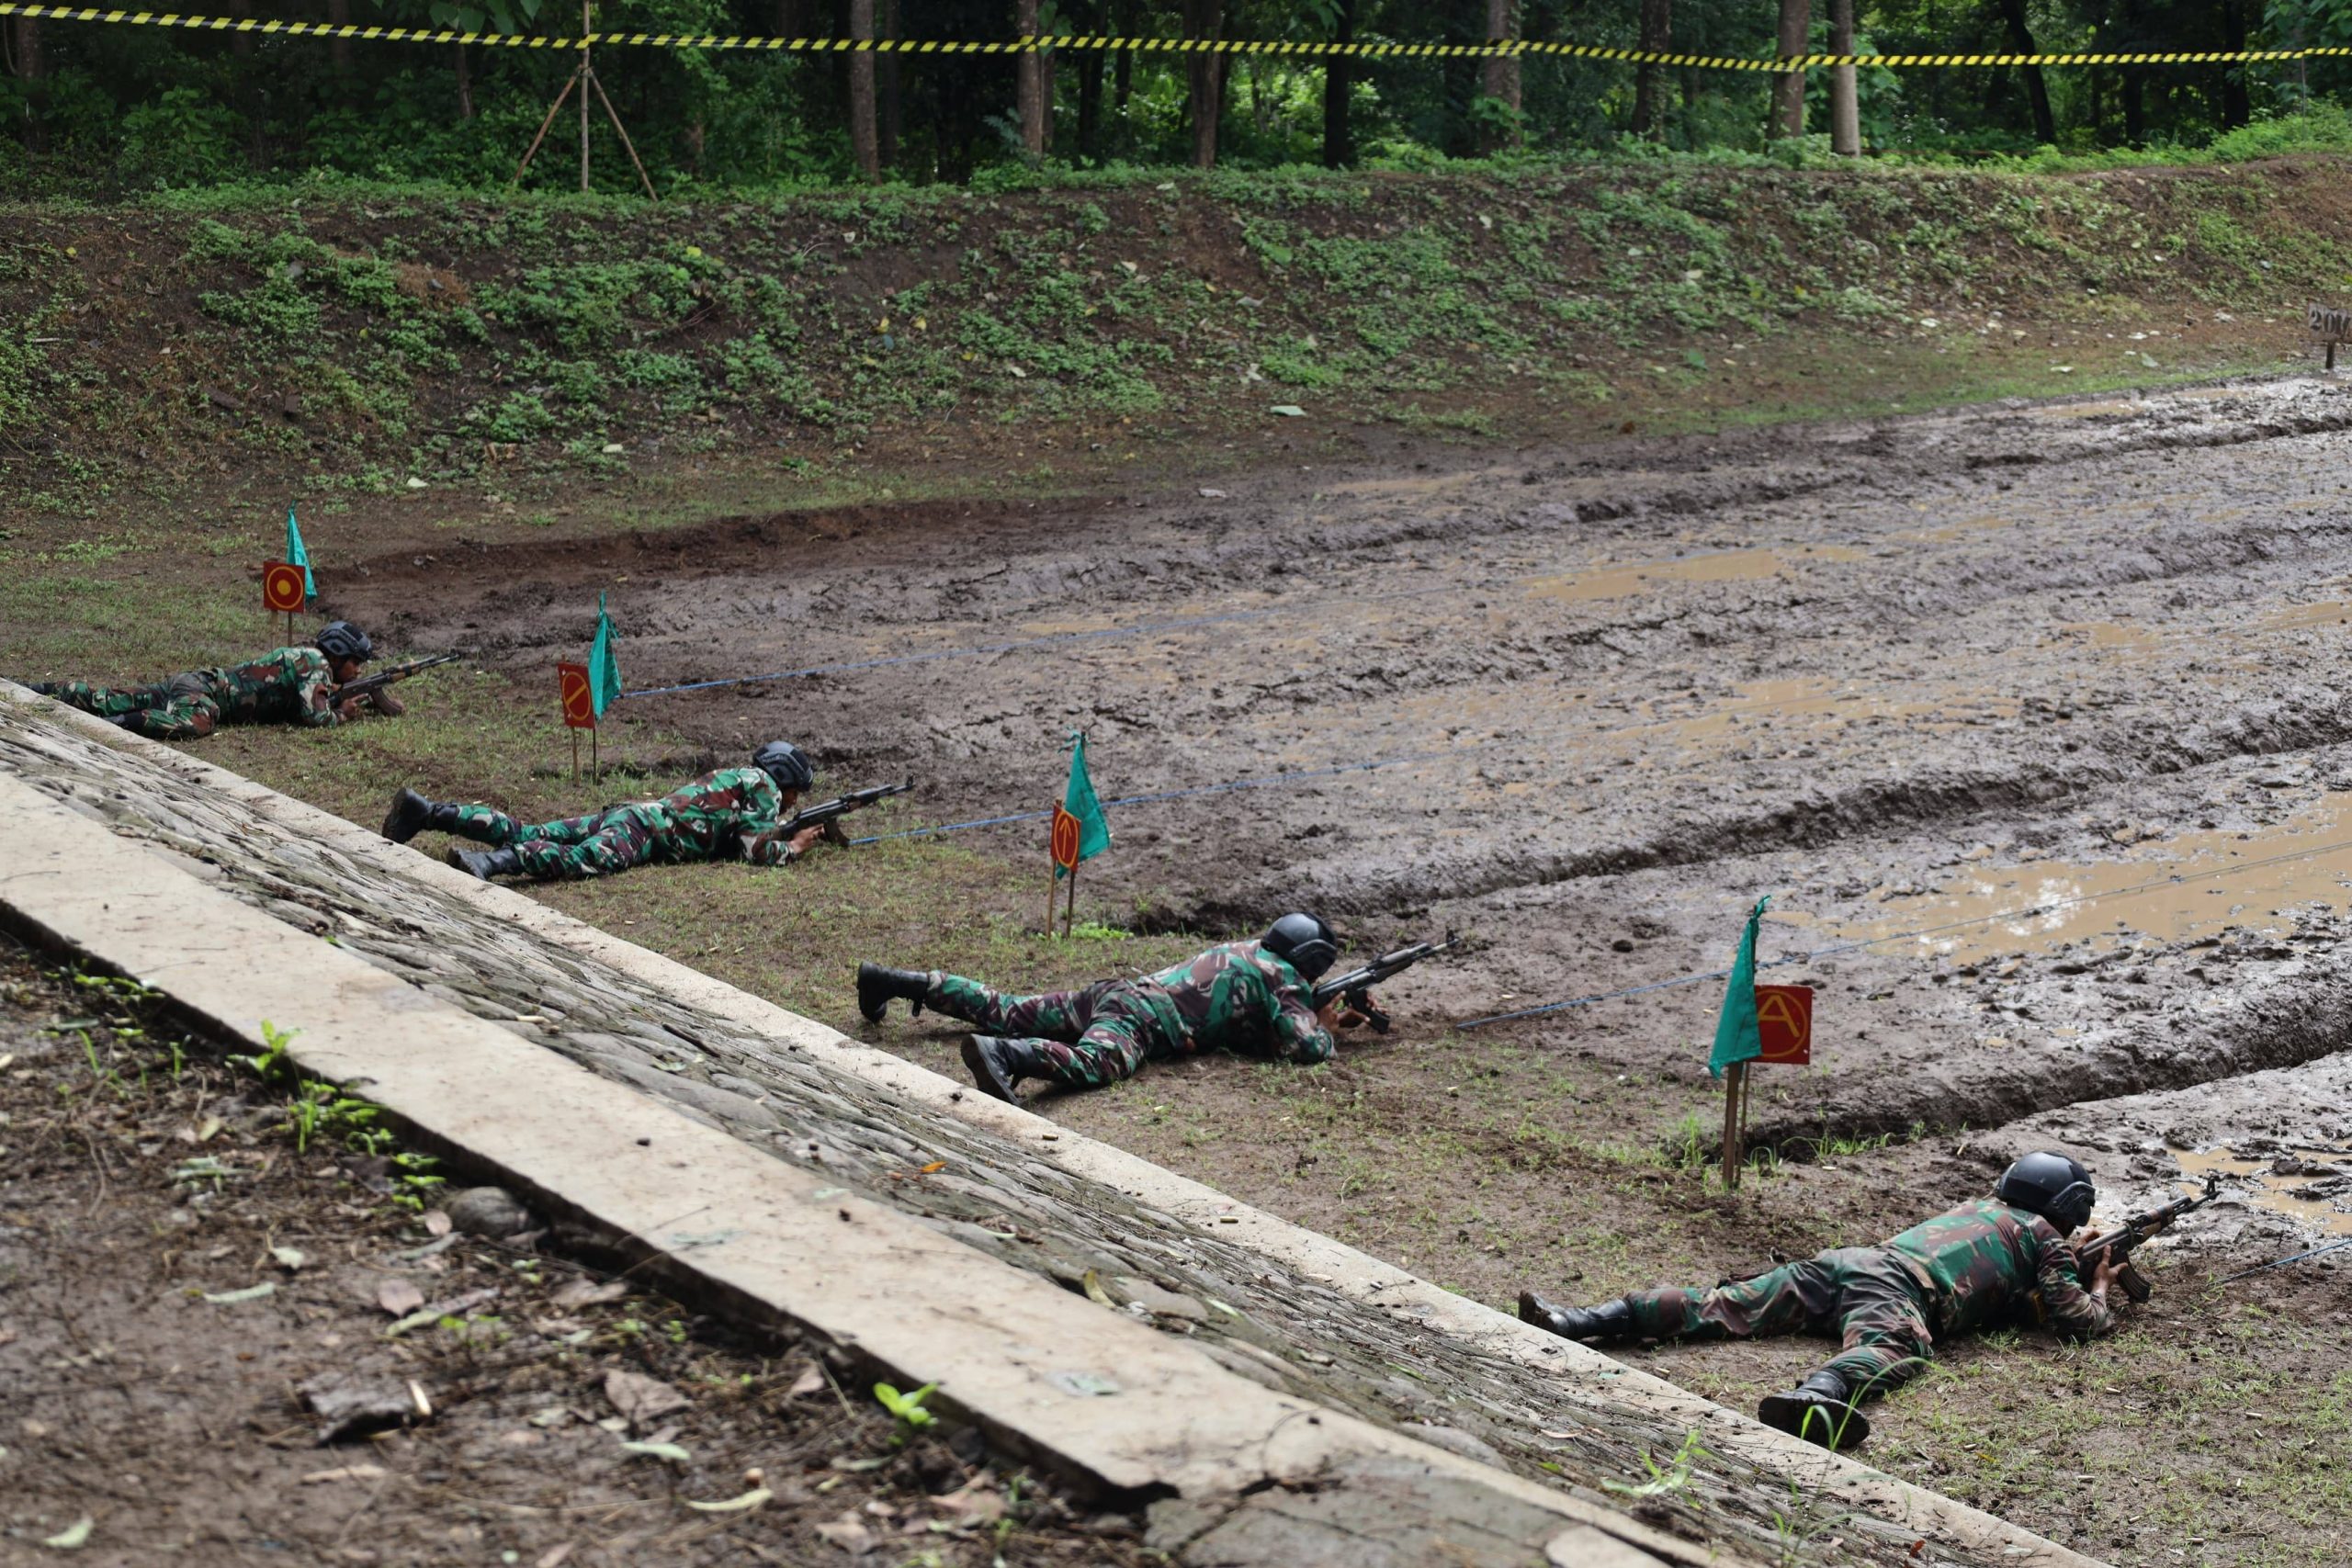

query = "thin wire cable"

[
  {"left": 2221, "top": 1236, "right": 2352, "bottom": 1281},
  {"left": 846, "top": 737, "right": 1513, "bottom": 845},
  {"left": 612, "top": 543, "right": 1785, "bottom": 700},
  {"left": 1455, "top": 830, "right": 2352, "bottom": 1029}
]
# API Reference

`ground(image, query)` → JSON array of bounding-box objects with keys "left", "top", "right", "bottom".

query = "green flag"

[
  {"left": 285, "top": 505, "right": 314, "bottom": 600},
  {"left": 589, "top": 592, "right": 622, "bottom": 718},
  {"left": 1707, "top": 896, "right": 1772, "bottom": 1079},
  {"left": 1057, "top": 730, "right": 1110, "bottom": 879}
]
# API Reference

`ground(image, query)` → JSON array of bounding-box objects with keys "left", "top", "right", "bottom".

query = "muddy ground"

[
  {"left": 0, "top": 935, "right": 1151, "bottom": 1566},
  {"left": 17, "top": 363, "right": 2352, "bottom": 1564},
  {"left": 346, "top": 374, "right": 2352, "bottom": 1202}
]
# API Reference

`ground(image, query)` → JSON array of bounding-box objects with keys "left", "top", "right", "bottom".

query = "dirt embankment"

[{"left": 4, "top": 155, "right": 2346, "bottom": 502}]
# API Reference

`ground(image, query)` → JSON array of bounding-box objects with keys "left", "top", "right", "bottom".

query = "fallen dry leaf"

[
  {"left": 930, "top": 1480, "right": 1006, "bottom": 1525},
  {"left": 535, "top": 1546, "right": 576, "bottom": 1568},
  {"left": 605, "top": 1369, "right": 690, "bottom": 1426},
  {"left": 787, "top": 1364, "right": 828, "bottom": 1398},
  {"left": 813, "top": 1514, "right": 875, "bottom": 1555},
  {"left": 377, "top": 1280, "right": 425, "bottom": 1317},
  {"left": 301, "top": 1464, "right": 388, "bottom": 1484},
  {"left": 422, "top": 1210, "right": 452, "bottom": 1237},
  {"left": 549, "top": 1279, "right": 628, "bottom": 1309}
]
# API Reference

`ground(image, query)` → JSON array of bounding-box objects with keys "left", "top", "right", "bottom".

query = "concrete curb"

[{"left": 0, "top": 687, "right": 2105, "bottom": 1568}]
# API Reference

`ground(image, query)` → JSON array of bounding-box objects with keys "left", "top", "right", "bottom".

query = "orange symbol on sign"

[
  {"left": 556, "top": 660, "right": 596, "bottom": 729},
  {"left": 1049, "top": 806, "right": 1081, "bottom": 871},
  {"left": 262, "top": 561, "right": 307, "bottom": 614},
  {"left": 1754, "top": 984, "right": 1814, "bottom": 1066}
]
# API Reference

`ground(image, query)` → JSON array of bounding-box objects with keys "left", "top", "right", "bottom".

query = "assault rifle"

[
  {"left": 2075, "top": 1169, "right": 2224, "bottom": 1303},
  {"left": 331, "top": 651, "right": 467, "bottom": 707},
  {"left": 787, "top": 778, "right": 914, "bottom": 844},
  {"left": 1312, "top": 931, "right": 1460, "bottom": 1034}
]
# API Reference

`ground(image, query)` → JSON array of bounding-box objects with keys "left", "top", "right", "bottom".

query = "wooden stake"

[
  {"left": 1045, "top": 865, "right": 1059, "bottom": 939},
  {"left": 1720, "top": 1059, "right": 1747, "bottom": 1190},
  {"left": 513, "top": 69, "right": 579, "bottom": 182},
  {"left": 1063, "top": 860, "right": 1078, "bottom": 938},
  {"left": 587, "top": 60, "right": 659, "bottom": 199},
  {"left": 590, "top": 725, "right": 599, "bottom": 784},
  {"left": 571, "top": 728, "right": 581, "bottom": 782}
]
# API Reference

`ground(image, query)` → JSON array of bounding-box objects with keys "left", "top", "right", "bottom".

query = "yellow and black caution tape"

[{"left": 0, "top": 2, "right": 2337, "bottom": 71}]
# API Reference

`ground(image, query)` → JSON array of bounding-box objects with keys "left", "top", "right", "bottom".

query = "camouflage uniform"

[
  {"left": 922, "top": 940, "right": 1333, "bottom": 1089},
  {"left": 31, "top": 648, "right": 341, "bottom": 740},
  {"left": 441, "top": 765, "right": 790, "bottom": 881},
  {"left": 1622, "top": 1199, "right": 2114, "bottom": 1401}
]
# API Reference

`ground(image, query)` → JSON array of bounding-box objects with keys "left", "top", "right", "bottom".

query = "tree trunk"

[
  {"left": 1076, "top": 0, "right": 1103, "bottom": 162},
  {"left": 848, "top": 0, "right": 879, "bottom": 179},
  {"left": 455, "top": 41, "right": 474, "bottom": 119},
  {"left": 2121, "top": 66, "right": 2145, "bottom": 143},
  {"left": 1322, "top": 0, "right": 1355, "bottom": 166},
  {"left": 1828, "top": 0, "right": 1859, "bottom": 153},
  {"left": 1183, "top": 0, "right": 1221, "bottom": 168},
  {"left": 327, "top": 0, "right": 353, "bottom": 73},
  {"left": 1479, "top": 0, "right": 1521, "bottom": 150},
  {"left": 2219, "top": 0, "right": 2250, "bottom": 128},
  {"left": 1016, "top": 0, "right": 1046, "bottom": 154},
  {"left": 877, "top": 0, "right": 900, "bottom": 169},
  {"left": 1770, "top": 0, "right": 1807, "bottom": 139},
  {"left": 1992, "top": 0, "right": 2056, "bottom": 145},
  {"left": 1633, "top": 0, "right": 1670, "bottom": 141},
  {"left": 13, "top": 17, "right": 47, "bottom": 154},
  {"left": 1113, "top": 0, "right": 1136, "bottom": 152}
]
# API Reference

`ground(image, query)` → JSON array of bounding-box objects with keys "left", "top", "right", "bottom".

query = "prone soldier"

[
  {"left": 28, "top": 621, "right": 390, "bottom": 739},
  {"left": 1515, "top": 1152, "right": 2125, "bottom": 1450},
  {"left": 856, "top": 912, "right": 1372, "bottom": 1101},
  {"left": 381, "top": 740, "right": 837, "bottom": 882}
]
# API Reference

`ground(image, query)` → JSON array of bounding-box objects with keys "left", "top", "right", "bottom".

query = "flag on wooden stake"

[
  {"left": 589, "top": 592, "right": 622, "bottom": 717},
  {"left": 1057, "top": 730, "right": 1110, "bottom": 879},
  {"left": 1708, "top": 896, "right": 1771, "bottom": 1079}
]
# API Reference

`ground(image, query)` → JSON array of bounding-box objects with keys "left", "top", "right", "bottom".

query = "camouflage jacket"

[
  {"left": 1141, "top": 941, "right": 1332, "bottom": 1062},
  {"left": 644, "top": 766, "right": 787, "bottom": 862},
  {"left": 1883, "top": 1199, "right": 2115, "bottom": 1340},
  {"left": 196, "top": 647, "right": 343, "bottom": 727}
]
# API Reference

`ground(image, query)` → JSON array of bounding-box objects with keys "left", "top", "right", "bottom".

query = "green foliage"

[{"left": 873, "top": 1380, "right": 939, "bottom": 1436}]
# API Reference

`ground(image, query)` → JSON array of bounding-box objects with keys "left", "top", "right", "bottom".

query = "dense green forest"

[{"left": 3, "top": 0, "right": 2348, "bottom": 192}]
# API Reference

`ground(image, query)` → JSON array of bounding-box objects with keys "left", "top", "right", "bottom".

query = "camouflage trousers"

[
  {"left": 445, "top": 802, "right": 671, "bottom": 881},
  {"left": 1623, "top": 1247, "right": 1936, "bottom": 1401},
  {"left": 922, "top": 974, "right": 1182, "bottom": 1089},
  {"left": 32, "top": 675, "right": 220, "bottom": 739}
]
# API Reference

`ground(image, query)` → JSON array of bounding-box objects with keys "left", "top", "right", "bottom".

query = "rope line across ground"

[{"left": 0, "top": 5, "right": 2339, "bottom": 72}]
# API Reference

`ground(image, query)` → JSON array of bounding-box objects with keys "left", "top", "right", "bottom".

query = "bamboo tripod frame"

[{"left": 514, "top": 0, "right": 658, "bottom": 198}]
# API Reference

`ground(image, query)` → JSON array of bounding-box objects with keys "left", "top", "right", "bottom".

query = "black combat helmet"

[
  {"left": 752, "top": 740, "right": 814, "bottom": 792},
  {"left": 315, "top": 621, "right": 373, "bottom": 663},
  {"left": 1261, "top": 912, "right": 1340, "bottom": 982},
  {"left": 1996, "top": 1151, "right": 2098, "bottom": 1233}
]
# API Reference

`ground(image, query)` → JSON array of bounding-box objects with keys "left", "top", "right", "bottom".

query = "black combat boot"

[
  {"left": 961, "top": 1035, "right": 1046, "bottom": 1103},
  {"left": 450, "top": 846, "right": 523, "bottom": 881},
  {"left": 1517, "top": 1292, "right": 1634, "bottom": 1344},
  {"left": 856, "top": 963, "right": 932, "bottom": 1023},
  {"left": 1758, "top": 1371, "right": 1871, "bottom": 1450},
  {"left": 382, "top": 788, "right": 468, "bottom": 845}
]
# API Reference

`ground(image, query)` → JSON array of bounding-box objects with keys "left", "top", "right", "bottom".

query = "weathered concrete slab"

[{"left": 0, "top": 686, "right": 2104, "bottom": 1568}]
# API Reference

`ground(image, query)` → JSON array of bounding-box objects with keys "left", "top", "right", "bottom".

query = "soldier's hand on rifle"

[
  {"left": 334, "top": 696, "right": 365, "bottom": 722},
  {"left": 1317, "top": 997, "right": 1371, "bottom": 1032},
  {"left": 788, "top": 825, "right": 824, "bottom": 857},
  {"left": 2088, "top": 1248, "right": 2125, "bottom": 1300}
]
